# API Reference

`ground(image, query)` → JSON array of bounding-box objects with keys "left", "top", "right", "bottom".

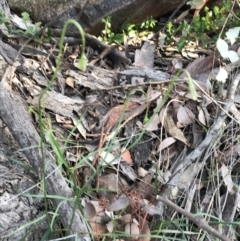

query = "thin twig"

[
  {"left": 157, "top": 195, "right": 231, "bottom": 241},
  {"left": 163, "top": 0, "right": 188, "bottom": 32}
]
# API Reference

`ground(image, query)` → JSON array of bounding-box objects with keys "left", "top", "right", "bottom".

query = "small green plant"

[
  {"left": 21, "top": 12, "right": 41, "bottom": 35},
  {"left": 122, "top": 21, "right": 137, "bottom": 37},
  {"left": 99, "top": 15, "right": 157, "bottom": 44},
  {"left": 0, "top": 8, "right": 10, "bottom": 24},
  {"left": 100, "top": 16, "right": 123, "bottom": 44},
  {"left": 22, "top": 12, "right": 51, "bottom": 43},
  {"left": 140, "top": 16, "right": 157, "bottom": 29},
  {"left": 165, "top": 0, "right": 239, "bottom": 51},
  {"left": 0, "top": 10, "right": 50, "bottom": 43}
]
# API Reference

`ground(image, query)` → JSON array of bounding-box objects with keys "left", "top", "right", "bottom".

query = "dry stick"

[
  {"left": 106, "top": 78, "right": 184, "bottom": 91},
  {"left": 156, "top": 195, "right": 230, "bottom": 241},
  {"left": 226, "top": 186, "right": 240, "bottom": 236}
]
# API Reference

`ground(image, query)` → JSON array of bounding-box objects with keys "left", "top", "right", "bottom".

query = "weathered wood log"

[
  {"left": 0, "top": 129, "right": 49, "bottom": 240},
  {"left": 0, "top": 66, "right": 90, "bottom": 240}
]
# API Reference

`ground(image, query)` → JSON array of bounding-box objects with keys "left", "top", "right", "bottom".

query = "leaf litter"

[{"left": 2, "top": 4, "right": 240, "bottom": 240}]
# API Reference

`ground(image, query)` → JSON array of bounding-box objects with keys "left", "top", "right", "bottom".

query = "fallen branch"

[
  {"left": 156, "top": 195, "right": 230, "bottom": 241},
  {"left": 0, "top": 64, "right": 90, "bottom": 240}
]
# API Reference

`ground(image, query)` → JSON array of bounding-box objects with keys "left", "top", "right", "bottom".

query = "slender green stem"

[{"left": 37, "top": 19, "right": 86, "bottom": 225}]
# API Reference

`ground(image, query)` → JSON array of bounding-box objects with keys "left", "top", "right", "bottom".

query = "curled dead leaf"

[
  {"left": 66, "top": 76, "right": 74, "bottom": 88},
  {"left": 89, "top": 221, "right": 108, "bottom": 238},
  {"left": 125, "top": 222, "right": 140, "bottom": 240},
  {"left": 164, "top": 109, "right": 190, "bottom": 146},
  {"left": 106, "top": 220, "right": 114, "bottom": 233},
  {"left": 197, "top": 106, "right": 206, "bottom": 126},
  {"left": 83, "top": 202, "right": 96, "bottom": 221},
  {"left": 177, "top": 105, "right": 195, "bottom": 126},
  {"left": 158, "top": 137, "right": 176, "bottom": 152},
  {"left": 121, "top": 147, "right": 133, "bottom": 164},
  {"left": 98, "top": 102, "right": 146, "bottom": 133},
  {"left": 108, "top": 194, "right": 129, "bottom": 212}
]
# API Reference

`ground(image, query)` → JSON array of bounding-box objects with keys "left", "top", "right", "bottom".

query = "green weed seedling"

[
  {"left": 0, "top": 8, "right": 10, "bottom": 24},
  {"left": 13, "top": 12, "right": 51, "bottom": 43},
  {"left": 166, "top": 0, "right": 239, "bottom": 51},
  {"left": 99, "top": 15, "right": 157, "bottom": 44}
]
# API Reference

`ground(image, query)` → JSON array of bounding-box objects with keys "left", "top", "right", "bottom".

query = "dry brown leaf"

[
  {"left": 62, "top": 124, "right": 74, "bottom": 130},
  {"left": 197, "top": 106, "right": 206, "bottom": 126},
  {"left": 90, "top": 200, "right": 104, "bottom": 213},
  {"left": 106, "top": 220, "right": 114, "bottom": 233},
  {"left": 120, "top": 214, "right": 132, "bottom": 224},
  {"left": 83, "top": 202, "right": 96, "bottom": 221},
  {"left": 165, "top": 110, "right": 190, "bottom": 146},
  {"left": 159, "top": 107, "right": 167, "bottom": 126},
  {"left": 179, "top": 54, "right": 218, "bottom": 81},
  {"left": 175, "top": 9, "right": 189, "bottom": 22},
  {"left": 125, "top": 222, "right": 139, "bottom": 240},
  {"left": 189, "top": 0, "right": 209, "bottom": 10},
  {"left": 99, "top": 173, "right": 129, "bottom": 195},
  {"left": 66, "top": 76, "right": 74, "bottom": 88},
  {"left": 121, "top": 147, "right": 133, "bottom": 164},
  {"left": 192, "top": 123, "right": 204, "bottom": 147},
  {"left": 137, "top": 167, "right": 148, "bottom": 177},
  {"left": 188, "top": 0, "right": 210, "bottom": 17},
  {"left": 158, "top": 137, "right": 176, "bottom": 152},
  {"left": 108, "top": 194, "right": 129, "bottom": 212},
  {"left": 221, "top": 164, "right": 234, "bottom": 194},
  {"left": 72, "top": 116, "right": 86, "bottom": 139},
  {"left": 177, "top": 105, "right": 195, "bottom": 126},
  {"left": 141, "top": 203, "right": 162, "bottom": 216},
  {"left": 146, "top": 114, "right": 160, "bottom": 131},
  {"left": 146, "top": 88, "right": 162, "bottom": 102},
  {"left": 55, "top": 114, "right": 66, "bottom": 123},
  {"left": 89, "top": 221, "right": 108, "bottom": 238},
  {"left": 138, "top": 216, "right": 151, "bottom": 241},
  {"left": 172, "top": 99, "right": 181, "bottom": 118},
  {"left": 100, "top": 102, "right": 146, "bottom": 133},
  {"left": 194, "top": 80, "right": 210, "bottom": 93}
]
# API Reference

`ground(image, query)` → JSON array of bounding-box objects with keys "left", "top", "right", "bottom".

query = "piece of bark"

[
  {"left": 0, "top": 65, "right": 90, "bottom": 241},
  {"left": 27, "top": 90, "right": 84, "bottom": 118},
  {"left": 69, "top": 65, "right": 114, "bottom": 90},
  {"left": 119, "top": 67, "right": 170, "bottom": 83},
  {"left": 0, "top": 125, "right": 49, "bottom": 240},
  {"left": 134, "top": 42, "right": 155, "bottom": 69}
]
